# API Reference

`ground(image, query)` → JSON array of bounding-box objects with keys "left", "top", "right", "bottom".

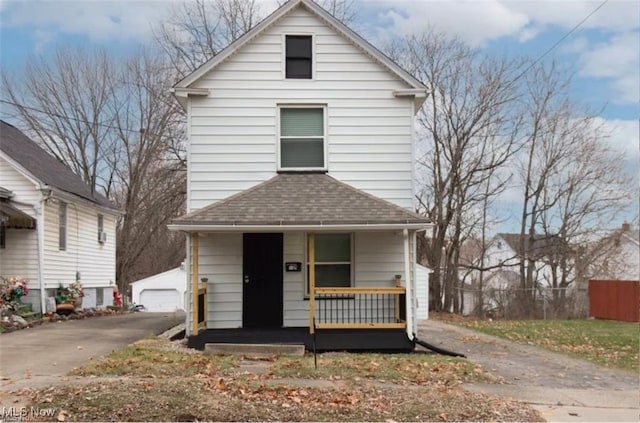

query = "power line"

[
  {"left": 511, "top": 0, "right": 610, "bottom": 83},
  {"left": 0, "top": 98, "right": 179, "bottom": 141}
]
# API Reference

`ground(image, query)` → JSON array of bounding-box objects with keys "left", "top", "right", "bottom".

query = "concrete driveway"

[
  {"left": 418, "top": 319, "right": 639, "bottom": 422},
  {"left": 0, "top": 312, "right": 184, "bottom": 393}
]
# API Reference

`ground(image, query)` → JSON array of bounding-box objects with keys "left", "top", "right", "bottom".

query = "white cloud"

[
  {"left": 595, "top": 117, "right": 640, "bottom": 161},
  {"left": 579, "top": 31, "right": 639, "bottom": 104},
  {"left": 1, "top": 0, "right": 173, "bottom": 43},
  {"left": 373, "top": 0, "right": 530, "bottom": 47}
]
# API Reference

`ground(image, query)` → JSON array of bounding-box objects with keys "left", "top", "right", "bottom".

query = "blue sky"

[{"left": 1, "top": 0, "right": 638, "bottom": 228}]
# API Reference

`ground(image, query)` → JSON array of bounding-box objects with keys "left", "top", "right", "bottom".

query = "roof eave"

[{"left": 168, "top": 222, "right": 431, "bottom": 233}]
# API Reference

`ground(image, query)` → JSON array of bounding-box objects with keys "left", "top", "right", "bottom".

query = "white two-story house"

[
  {"left": 0, "top": 120, "right": 119, "bottom": 313},
  {"left": 168, "top": 0, "right": 431, "bottom": 351}
]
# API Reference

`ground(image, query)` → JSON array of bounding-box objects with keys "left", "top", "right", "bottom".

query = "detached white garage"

[{"left": 131, "top": 266, "right": 187, "bottom": 312}]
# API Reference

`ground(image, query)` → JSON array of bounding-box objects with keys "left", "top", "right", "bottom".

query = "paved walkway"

[
  {"left": 0, "top": 312, "right": 184, "bottom": 395},
  {"left": 418, "top": 319, "right": 639, "bottom": 422}
]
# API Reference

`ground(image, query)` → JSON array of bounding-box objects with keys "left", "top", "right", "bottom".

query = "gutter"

[{"left": 168, "top": 223, "right": 431, "bottom": 232}]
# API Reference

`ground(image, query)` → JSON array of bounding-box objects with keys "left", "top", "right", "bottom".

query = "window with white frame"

[
  {"left": 306, "top": 233, "right": 352, "bottom": 295},
  {"left": 59, "top": 202, "right": 67, "bottom": 251},
  {"left": 285, "top": 35, "right": 312, "bottom": 79},
  {"left": 280, "top": 107, "right": 325, "bottom": 170}
]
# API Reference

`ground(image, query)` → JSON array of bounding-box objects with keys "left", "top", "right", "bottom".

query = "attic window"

[{"left": 286, "top": 35, "right": 312, "bottom": 79}]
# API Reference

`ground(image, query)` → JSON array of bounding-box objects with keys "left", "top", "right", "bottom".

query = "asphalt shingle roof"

[
  {"left": 0, "top": 120, "right": 114, "bottom": 209},
  {"left": 173, "top": 173, "right": 430, "bottom": 226}
]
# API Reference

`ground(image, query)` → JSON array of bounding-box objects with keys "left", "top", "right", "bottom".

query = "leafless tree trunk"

[
  {"left": 387, "top": 31, "right": 521, "bottom": 312},
  {"left": 2, "top": 47, "right": 186, "bottom": 295},
  {"left": 516, "top": 62, "right": 632, "bottom": 316}
]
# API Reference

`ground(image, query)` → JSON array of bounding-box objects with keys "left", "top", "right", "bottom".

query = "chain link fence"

[{"left": 459, "top": 286, "right": 589, "bottom": 320}]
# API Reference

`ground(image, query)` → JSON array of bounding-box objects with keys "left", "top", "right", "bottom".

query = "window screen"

[
  {"left": 280, "top": 108, "right": 324, "bottom": 169},
  {"left": 59, "top": 202, "right": 67, "bottom": 251},
  {"left": 286, "top": 35, "right": 312, "bottom": 79}
]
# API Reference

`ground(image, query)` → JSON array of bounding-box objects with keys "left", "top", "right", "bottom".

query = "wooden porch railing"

[{"left": 312, "top": 287, "right": 407, "bottom": 330}]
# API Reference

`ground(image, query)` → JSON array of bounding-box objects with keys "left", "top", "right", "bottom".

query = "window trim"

[
  {"left": 283, "top": 33, "right": 315, "bottom": 80},
  {"left": 277, "top": 104, "right": 328, "bottom": 171},
  {"left": 304, "top": 232, "right": 354, "bottom": 297},
  {"left": 59, "top": 202, "right": 67, "bottom": 251}
]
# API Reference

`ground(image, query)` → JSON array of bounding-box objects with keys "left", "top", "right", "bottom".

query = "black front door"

[{"left": 242, "top": 233, "right": 283, "bottom": 328}]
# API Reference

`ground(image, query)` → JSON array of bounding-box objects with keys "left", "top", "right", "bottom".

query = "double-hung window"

[
  {"left": 279, "top": 107, "right": 325, "bottom": 170},
  {"left": 285, "top": 35, "right": 312, "bottom": 79},
  {"left": 307, "top": 233, "right": 352, "bottom": 295}
]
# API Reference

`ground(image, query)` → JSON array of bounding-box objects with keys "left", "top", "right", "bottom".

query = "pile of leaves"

[{"left": 20, "top": 338, "right": 541, "bottom": 422}]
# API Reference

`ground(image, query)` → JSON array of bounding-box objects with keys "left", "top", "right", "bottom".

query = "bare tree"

[
  {"left": 2, "top": 47, "right": 186, "bottom": 294},
  {"left": 153, "top": 0, "right": 261, "bottom": 77},
  {"left": 2, "top": 47, "right": 118, "bottom": 196},
  {"left": 516, "top": 62, "right": 632, "bottom": 315},
  {"left": 387, "top": 31, "right": 522, "bottom": 313}
]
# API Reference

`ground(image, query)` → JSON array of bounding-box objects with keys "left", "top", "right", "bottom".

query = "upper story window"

[
  {"left": 59, "top": 202, "right": 67, "bottom": 251},
  {"left": 97, "top": 214, "right": 104, "bottom": 243},
  {"left": 286, "top": 35, "right": 312, "bottom": 79},
  {"left": 279, "top": 106, "right": 325, "bottom": 170}
]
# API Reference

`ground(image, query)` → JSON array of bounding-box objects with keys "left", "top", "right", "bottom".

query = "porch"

[{"left": 168, "top": 173, "right": 431, "bottom": 351}]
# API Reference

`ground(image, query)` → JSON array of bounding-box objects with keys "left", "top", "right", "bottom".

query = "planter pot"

[{"left": 56, "top": 303, "right": 75, "bottom": 316}]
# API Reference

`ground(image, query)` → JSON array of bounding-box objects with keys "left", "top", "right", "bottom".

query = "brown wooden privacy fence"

[{"left": 589, "top": 280, "right": 639, "bottom": 322}]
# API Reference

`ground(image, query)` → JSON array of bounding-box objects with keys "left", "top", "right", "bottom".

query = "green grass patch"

[
  {"left": 272, "top": 352, "right": 498, "bottom": 385},
  {"left": 457, "top": 319, "right": 639, "bottom": 372},
  {"left": 71, "top": 338, "right": 238, "bottom": 377}
]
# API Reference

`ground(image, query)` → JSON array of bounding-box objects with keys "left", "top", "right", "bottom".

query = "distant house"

[
  {"left": 168, "top": 0, "right": 432, "bottom": 351},
  {"left": 588, "top": 222, "right": 640, "bottom": 281},
  {"left": 0, "top": 120, "right": 119, "bottom": 313}
]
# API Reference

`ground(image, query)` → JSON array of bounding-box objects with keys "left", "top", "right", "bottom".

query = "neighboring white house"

[
  {"left": 0, "top": 120, "right": 119, "bottom": 313},
  {"left": 131, "top": 265, "right": 187, "bottom": 312},
  {"left": 168, "top": 0, "right": 432, "bottom": 350},
  {"left": 589, "top": 222, "right": 640, "bottom": 281}
]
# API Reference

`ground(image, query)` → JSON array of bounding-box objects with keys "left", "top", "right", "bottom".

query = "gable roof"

[
  {"left": 173, "top": 0, "right": 427, "bottom": 93},
  {"left": 0, "top": 120, "right": 115, "bottom": 209},
  {"left": 171, "top": 173, "right": 430, "bottom": 229},
  {"left": 496, "top": 233, "right": 568, "bottom": 259}
]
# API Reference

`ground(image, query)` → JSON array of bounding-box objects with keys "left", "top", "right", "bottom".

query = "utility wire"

[
  {"left": 510, "top": 0, "right": 610, "bottom": 83},
  {"left": 0, "top": 98, "right": 179, "bottom": 141}
]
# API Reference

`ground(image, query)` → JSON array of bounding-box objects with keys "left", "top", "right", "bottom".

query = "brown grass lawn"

[
  {"left": 24, "top": 338, "right": 542, "bottom": 422},
  {"left": 438, "top": 314, "right": 639, "bottom": 372}
]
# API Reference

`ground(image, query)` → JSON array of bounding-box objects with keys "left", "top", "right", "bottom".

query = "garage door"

[{"left": 140, "top": 289, "right": 181, "bottom": 312}]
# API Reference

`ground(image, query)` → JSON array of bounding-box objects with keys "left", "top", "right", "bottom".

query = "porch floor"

[{"left": 186, "top": 327, "right": 415, "bottom": 352}]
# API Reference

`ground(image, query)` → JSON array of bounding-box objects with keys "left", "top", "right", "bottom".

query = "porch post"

[
  {"left": 308, "top": 233, "right": 315, "bottom": 334},
  {"left": 191, "top": 232, "right": 199, "bottom": 335}
]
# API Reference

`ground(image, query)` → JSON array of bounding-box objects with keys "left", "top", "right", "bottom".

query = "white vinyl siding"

[
  {"left": 199, "top": 233, "right": 243, "bottom": 329},
  {"left": 199, "top": 231, "right": 406, "bottom": 329},
  {"left": 187, "top": 6, "right": 414, "bottom": 211},
  {"left": 43, "top": 198, "right": 116, "bottom": 289},
  {"left": 0, "top": 157, "right": 39, "bottom": 285}
]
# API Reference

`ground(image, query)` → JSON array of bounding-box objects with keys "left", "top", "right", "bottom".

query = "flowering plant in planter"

[
  {"left": 0, "top": 276, "right": 29, "bottom": 312},
  {"left": 55, "top": 281, "right": 83, "bottom": 305}
]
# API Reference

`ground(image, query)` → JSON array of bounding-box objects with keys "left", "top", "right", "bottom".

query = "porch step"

[{"left": 204, "top": 343, "right": 305, "bottom": 356}]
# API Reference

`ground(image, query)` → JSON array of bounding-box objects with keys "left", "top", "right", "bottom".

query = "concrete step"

[{"left": 204, "top": 343, "right": 305, "bottom": 356}]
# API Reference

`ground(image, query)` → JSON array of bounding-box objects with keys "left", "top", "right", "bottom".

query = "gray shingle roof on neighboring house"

[
  {"left": 497, "top": 233, "right": 568, "bottom": 258},
  {"left": 173, "top": 173, "right": 430, "bottom": 227},
  {"left": 0, "top": 120, "right": 115, "bottom": 209}
]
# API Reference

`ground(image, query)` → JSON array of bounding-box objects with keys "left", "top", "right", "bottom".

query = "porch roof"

[
  {"left": 0, "top": 200, "right": 36, "bottom": 229},
  {"left": 170, "top": 173, "right": 430, "bottom": 231}
]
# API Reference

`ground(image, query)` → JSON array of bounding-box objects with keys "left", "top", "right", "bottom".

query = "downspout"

[
  {"left": 411, "top": 230, "right": 418, "bottom": 335},
  {"left": 37, "top": 188, "right": 52, "bottom": 314},
  {"left": 403, "top": 228, "right": 413, "bottom": 340}
]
